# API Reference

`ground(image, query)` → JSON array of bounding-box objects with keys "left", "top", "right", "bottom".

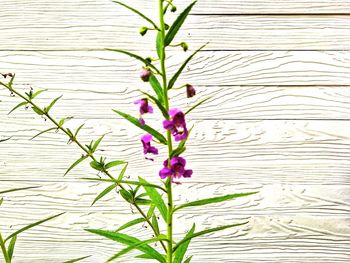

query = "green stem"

[
  {"left": 0, "top": 233, "right": 10, "bottom": 263},
  {"left": 159, "top": 1, "right": 174, "bottom": 262}
]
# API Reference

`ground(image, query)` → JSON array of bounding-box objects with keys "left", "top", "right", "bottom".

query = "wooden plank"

[
  {"left": 1, "top": 119, "right": 350, "bottom": 184},
  {"left": 1, "top": 51, "right": 350, "bottom": 87},
  {"left": 1, "top": 181, "right": 349, "bottom": 262},
  {"left": 1, "top": 11, "right": 350, "bottom": 50}
]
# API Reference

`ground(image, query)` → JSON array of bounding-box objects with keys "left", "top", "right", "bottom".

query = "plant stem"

[
  {"left": 159, "top": 1, "right": 174, "bottom": 262},
  {"left": 0, "top": 233, "right": 10, "bottom": 263}
]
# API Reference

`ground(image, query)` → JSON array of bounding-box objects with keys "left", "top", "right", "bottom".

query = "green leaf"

[
  {"left": 174, "top": 224, "right": 195, "bottom": 263},
  {"left": 31, "top": 127, "right": 56, "bottom": 140},
  {"left": 107, "top": 236, "right": 168, "bottom": 262},
  {"left": 152, "top": 214, "right": 159, "bottom": 234},
  {"left": 168, "top": 43, "right": 207, "bottom": 90},
  {"left": 147, "top": 204, "right": 155, "bottom": 219},
  {"left": 62, "top": 255, "right": 91, "bottom": 263},
  {"left": 45, "top": 95, "right": 62, "bottom": 113},
  {"left": 74, "top": 123, "right": 85, "bottom": 138},
  {"left": 118, "top": 163, "right": 128, "bottom": 180},
  {"left": 139, "top": 177, "right": 168, "bottom": 222},
  {"left": 86, "top": 229, "right": 165, "bottom": 263},
  {"left": 64, "top": 155, "right": 88, "bottom": 176},
  {"left": 112, "top": 1, "right": 159, "bottom": 29},
  {"left": 91, "top": 184, "right": 117, "bottom": 206},
  {"left": 91, "top": 134, "right": 105, "bottom": 153},
  {"left": 31, "top": 89, "right": 47, "bottom": 99},
  {"left": 170, "top": 146, "right": 186, "bottom": 158},
  {"left": 135, "top": 198, "right": 152, "bottom": 206},
  {"left": 107, "top": 49, "right": 161, "bottom": 75},
  {"left": 173, "top": 222, "right": 249, "bottom": 252},
  {"left": 0, "top": 186, "right": 39, "bottom": 195},
  {"left": 90, "top": 160, "right": 104, "bottom": 172},
  {"left": 32, "top": 106, "right": 44, "bottom": 115},
  {"left": 164, "top": 1, "right": 197, "bottom": 46},
  {"left": 140, "top": 91, "right": 168, "bottom": 119},
  {"left": 58, "top": 117, "right": 73, "bottom": 127},
  {"left": 8, "top": 101, "right": 27, "bottom": 115},
  {"left": 113, "top": 110, "right": 167, "bottom": 145},
  {"left": 120, "top": 189, "right": 134, "bottom": 203},
  {"left": 173, "top": 192, "right": 257, "bottom": 213},
  {"left": 185, "top": 97, "right": 212, "bottom": 115},
  {"left": 184, "top": 256, "right": 193, "bottom": 263},
  {"left": 149, "top": 75, "right": 164, "bottom": 103},
  {"left": 156, "top": 32, "right": 163, "bottom": 59},
  {"left": 0, "top": 233, "right": 10, "bottom": 263},
  {"left": 7, "top": 235, "right": 16, "bottom": 260},
  {"left": 105, "top": 160, "right": 125, "bottom": 170},
  {"left": 116, "top": 218, "right": 145, "bottom": 232},
  {"left": 5, "top": 213, "right": 64, "bottom": 242}
]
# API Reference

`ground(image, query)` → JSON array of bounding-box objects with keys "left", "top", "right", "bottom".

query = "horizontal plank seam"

[
  {"left": 1, "top": 49, "right": 350, "bottom": 52},
  {"left": 191, "top": 13, "right": 350, "bottom": 16}
]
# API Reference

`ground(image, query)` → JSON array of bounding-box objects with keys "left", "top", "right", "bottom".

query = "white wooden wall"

[{"left": 1, "top": 0, "right": 350, "bottom": 262}]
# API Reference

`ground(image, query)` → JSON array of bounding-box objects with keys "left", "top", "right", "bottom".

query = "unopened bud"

[
  {"left": 181, "top": 42, "right": 188, "bottom": 52},
  {"left": 140, "top": 68, "right": 152, "bottom": 82},
  {"left": 171, "top": 6, "right": 177, "bottom": 12},
  {"left": 165, "top": 24, "right": 170, "bottom": 30},
  {"left": 139, "top": 27, "right": 148, "bottom": 36},
  {"left": 186, "top": 84, "right": 196, "bottom": 98}
]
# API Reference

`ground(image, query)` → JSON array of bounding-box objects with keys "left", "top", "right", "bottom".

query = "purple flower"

[
  {"left": 134, "top": 98, "right": 153, "bottom": 125},
  {"left": 163, "top": 108, "right": 188, "bottom": 141},
  {"left": 159, "top": 156, "right": 193, "bottom": 179},
  {"left": 140, "top": 68, "right": 152, "bottom": 82},
  {"left": 186, "top": 84, "right": 196, "bottom": 98},
  {"left": 141, "top": 134, "right": 158, "bottom": 156}
]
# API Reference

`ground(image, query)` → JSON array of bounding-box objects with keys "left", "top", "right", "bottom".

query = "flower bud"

[
  {"left": 140, "top": 68, "right": 152, "bottom": 82},
  {"left": 171, "top": 6, "right": 177, "bottom": 12},
  {"left": 139, "top": 26, "right": 148, "bottom": 36},
  {"left": 180, "top": 42, "right": 188, "bottom": 52},
  {"left": 186, "top": 84, "right": 196, "bottom": 98}
]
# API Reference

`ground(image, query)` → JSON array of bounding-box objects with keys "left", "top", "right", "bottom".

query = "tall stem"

[
  {"left": 159, "top": 1, "right": 174, "bottom": 262},
  {"left": 0, "top": 233, "right": 10, "bottom": 263}
]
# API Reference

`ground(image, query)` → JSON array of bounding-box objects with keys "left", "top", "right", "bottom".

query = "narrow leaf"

[
  {"left": 112, "top": 1, "right": 158, "bottom": 29},
  {"left": 105, "top": 160, "right": 125, "bottom": 170},
  {"left": 64, "top": 155, "right": 88, "bottom": 176},
  {"left": 45, "top": 95, "right": 62, "bottom": 113},
  {"left": 118, "top": 163, "right": 128, "bottom": 180},
  {"left": 164, "top": 1, "right": 197, "bottom": 46},
  {"left": 147, "top": 204, "right": 155, "bottom": 219},
  {"left": 90, "top": 160, "right": 104, "bottom": 171},
  {"left": 5, "top": 213, "right": 64, "bottom": 242},
  {"left": 62, "top": 255, "right": 91, "bottom": 263},
  {"left": 31, "top": 89, "right": 47, "bottom": 99},
  {"left": 149, "top": 75, "right": 164, "bottom": 103},
  {"left": 173, "top": 222, "right": 248, "bottom": 252},
  {"left": 31, "top": 127, "right": 56, "bottom": 140},
  {"left": 120, "top": 189, "right": 134, "bottom": 203},
  {"left": 152, "top": 214, "right": 159, "bottom": 234},
  {"left": 91, "top": 134, "right": 105, "bottom": 153},
  {"left": 74, "top": 123, "right": 85, "bottom": 138},
  {"left": 0, "top": 186, "right": 39, "bottom": 195},
  {"left": 168, "top": 43, "right": 207, "bottom": 90},
  {"left": 86, "top": 229, "right": 165, "bottom": 263},
  {"left": 113, "top": 110, "right": 167, "bottom": 145},
  {"left": 7, "top": 235, "right": 16, "bottom": 260},
  {"left": 8, "top": 101, "right": 27, "bottom": 115},
  {"left": 185, "top": 97, "right": 212, "bottom": 115},
  {"left": 107, "top": 49, "right": 161, "bottom": 75},
  {"left": 174, "top": 224, "right": 195, "bottom": 263},
  {"left": 140, "top": 91, "right": 168, "bottom": 119},
  {"left": 32, "top": 106, "right": 44, "bottom": 115},
  {"left": 174, "top": 192, "right": 257, "bottom": 213},
  {"left": 91, "top": 184, "right": 117, "bottom": 206},
  {"left": 0, "top": 233, "right": 10, "bottom": 263},
  {"left": 156, "top": 32, "right": 163, "bottom": 59},
  {"left": 116, "top": 218, "right": 145, "bottom": 232},
  {"left": 184, "top": 256, "right": 193, "bottom": 263},
  {"left": 139, "top": 177, "right": 168, "bottom": 222},
  {"left": 135, "top": 198, "right": 152, "bottom": 206},
  {"left": 107, "top": 237, "right": 168, "bottom": 262}
]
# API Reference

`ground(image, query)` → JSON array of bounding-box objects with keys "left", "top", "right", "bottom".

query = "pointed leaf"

[
  {"left": 7, "top": 235, "right": 16, "bottom": 260},
  {"left": 107, "top": 49, "right": 161, "bottom": 75},
  {"left": 107, "top": 236, "right": 168, "bottom": 262},
  {"left": 174, "top": 192, "right": 257, "bottom": 213},
  {"left": 91, "top": 184, "right": 117, "bottom": 206},
  {"left": 116, "top": 218, "right": 145, "bottom": 232},
  {"left": 113, "top": 110, "right": 167, "bottom": 144},
  {"left": 168, "top": 43, "right": 206, "bottom": 90},
  {"left": 139, "top": 177, "right": 168, "bottom": 222},
  {"left": 185, "top": 97, "right": 212, "bottom": 115},
  {"left": 184, "top": 256, "right": 193, "bottom": 263},
  {"left": 147, "top": 204, "right": 156, "bottom": 219},
  {"left": 140, "top": 91, "right": 168, "bottom": 119},
  {"left": 105, "top": 160, "right": 125, "bottom": 170},
  {"left": 0, "top": 186, "right": 39, "bottom": 195},
  {"left": 86, "top": 229, "right": 165, "bottom": 263},
  {"left": 174, "top": 224, "right": 195, "bottom": 263},
  {"left": 135, "top": 198, "right": 152, "bottom": 206},
  {"left": 45, "top": 95, "right": 62, "bottom": 113},
  {"left": 120, "top": 189, "right": 134, "bottom": 203},
  {"left": 91, "top": 134, "right": 105, "bottom": 153},
  {"left": 112, "top": 1, "right": 158, "bottom": 29},
  {"left": 74, "top": 123, "right": 85, "bottom": 138},
  {"left": 118, "top": 163, "right": 128, "bottom": 180},
  {"left": 30, "top": 127, "right": 56, "bottom": 140},
  {"left": 62, "top": 255, "right": 91, "bottom": 263},
  {"left": 64, "top": 155, "right": 88, "bottom": 176},
  {"left": 164, "top": 1, "right": 197, "bottom": 46},
  {"left": 149, "top": 75, "right": 164, "bottom": 103},
  {"left": 31, "top": 89, "right": 47, "bottom": 99},
  {"left": 90, "top": 160, "right": 104, "bottom": 172},
  {"left": 152, "top": 215, "right": 159, "bottom": 234},
  {"left": 8, "top": 101, "right": 27, "bottom": 114},
  {"left": 5, "top": 213, "right": 64, "bottom": 242},
  {"left": 173, "top": 222, "right": 248, "bottom": 252},
  {"left": 156, "top": 32, "right": 163, "bottom": 59},
  {"left": 32, "top": 106, "right": 44, "bottom": 115}
]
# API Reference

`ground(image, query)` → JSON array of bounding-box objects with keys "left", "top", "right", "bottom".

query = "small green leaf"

[
  {"left": 91, "top": 184, "right": 117, "bottom": 206},
  {"left": 168, "top": 43, "right": 207, "bottom": 90},
  {"left": 149, "top": 75, "right": 164, "bottom": 103},
  {"left": 7, "top": 235, "right": 17, "bottom": 260},
  {"left": 113, "top": 110, "right": 167, "bottom": 145},
  {"left": 147, "top": 204, "right": 155, "bottom": 219},
  {"left": 140, "top": 91, "right": 168, "bottom": 119},
  {"left": 170, "top": 146, "right": 186, "bottom": 158},
  {"left": 91, "top": 134, "right": 105, "bottom": 153},
  {"left": 156, "top": 32, "right": 163, "bottom": 59},
  {"left": 105, "top": 160, "right": 125, "bottom": 170},
  {"left": 58, "top": 117, "right": 73, "bottom": 127},
  {"left": 45, "top": 95, "right": 62, "bottom": 113},
  {"left": 185, "top": 97, "right": 212, "bottom": 115},
  {"left": 184, "top": 256, "right": 193, "bottom": 263},
  {"left": 173, "top": 222, "right": 249, "bottom": 252},
  {"left": 135, "top": 198, "right": 152, "bottom": 206},
  {"left": 32, "top": 106, "right": 44, "bottom": 115},
  {"left": 8, "top": 101, "right": 27, "bottom": 115},
  {"left": 174, "top": 192, "right": 257, "bottom": 213},
  {"left": 74, "top": 123, "right": 85, "bottom": 138},
  {"left": 116, "top": 218, "right": 145, "bottom": 232},
  {"left": 164, "top": 1, "right": 197, "bottom": 46},
  {"left": 174, "top": 224, "right": 195, "bottom": 263},
  {"left": 31, "top": 89, "right": 47, "bottom": 99},
  {"left": 5, "top": 213, "right": 64, "bottom": 242},
  {"left": 139, "top": 177, "right": 168, "bottom": 222},
  {"left": 86, "top": 229, "right": 165, "bottom": 263},
  {"left": 107, "top": 49, "right": 161, "bottom": 75},
  {"left": 112, "top": 1, "right": 159, "bottom": 30},
  {"left": 118, "top": 163, "right": 128, "bottom": 180},
  {"left": 0, "top": 186, "right": 39, "bottom": 195},
  {"left": 62, "top": 255, "right": 91, "bottom": 263},
  {"left": 107, "top": 236, "right": 168, "bottom": 262},
  {"left": 30, "top": 127, "right": 56, "bottom": 140},
  {"left": 152, "top": 214, "right": 159, "bottom": 234},
  {"left": 120, "top": 189, "right": 134, "bottom": 203},
  {"left": 64, "top": 155, "right": 88, "bottom": 176},
  {"left": 90, "top": 160, "right": 104, "bottom": 172}
]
